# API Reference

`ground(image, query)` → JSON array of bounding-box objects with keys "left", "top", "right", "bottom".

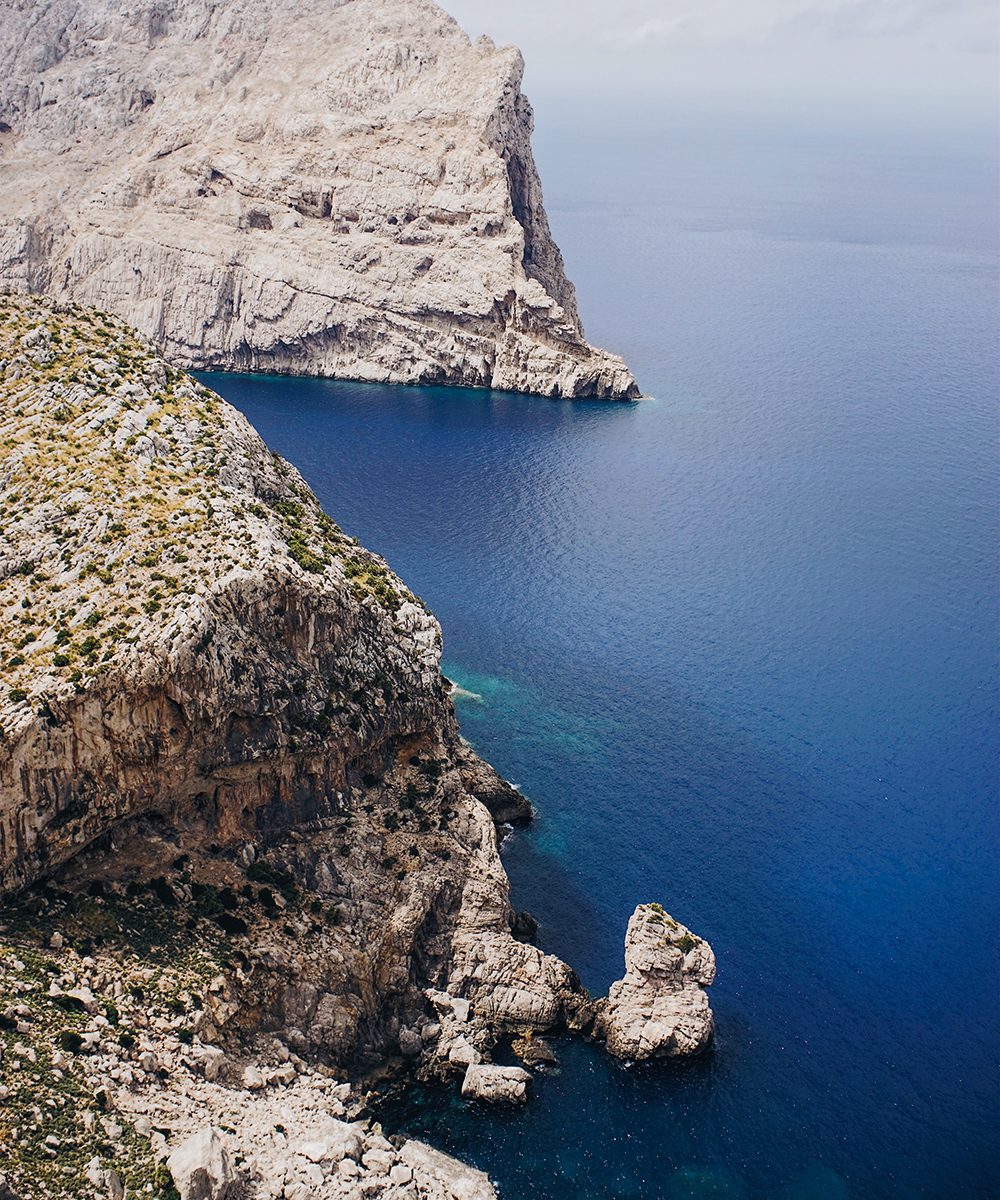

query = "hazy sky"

[{"left": 444, "top": 0, "right": 998, "bottom": 125}]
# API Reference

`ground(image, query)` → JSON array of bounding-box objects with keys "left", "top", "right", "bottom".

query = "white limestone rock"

[
  {"left": 460, "top": 1063, "right": 532, "bottom": 1104},
  {"left": 292, "top": 1118, "right": 364, "bottom": 1165},
  {"left": 166, "top": 1128, "right": 240, "bottom": 1200},
  {"left": 595, "top": 904, "right": 716, "bottom": 1060},
  {"left": 0, "top": 0, "right": 638, "bottom": 400},
  {"left": 399, "top": 1141, "right": 497, "bottom": 1200}
]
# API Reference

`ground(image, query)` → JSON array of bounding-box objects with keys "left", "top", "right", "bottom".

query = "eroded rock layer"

[{"left": 0, "top": 0, "right": 639, "bottom": 399}]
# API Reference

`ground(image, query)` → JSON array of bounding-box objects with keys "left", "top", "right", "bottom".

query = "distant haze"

[{"left": 445, "top": 0, "right": 998, "bottom": 130}]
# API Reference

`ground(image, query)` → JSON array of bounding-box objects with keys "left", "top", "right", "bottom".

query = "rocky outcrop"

[
  {"left": 0, "top": 0, "right": 639, "bottom": 400},
  {"left": 460, "top": 1063, "right": 531, "bottom": 1105},
  {"left": 594, "top": 904, "right": 716, "bottom": 1060}
]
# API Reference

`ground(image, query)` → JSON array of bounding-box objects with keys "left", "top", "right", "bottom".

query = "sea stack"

[
  {"left": 595, "top": 903, "right": 717, "bottom": 1060},
  {"left": 0, "top": 0, "right": 639, "bottom": 400}
]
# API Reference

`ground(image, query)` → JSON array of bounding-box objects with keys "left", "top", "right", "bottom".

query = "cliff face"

[
  {"left": 0, "top": 292, "right": 586, "bottom": 1197},
  {"left": 0, "top": 296, "right": 709, "bottom": 1198},
  {"left": 0, "top": 0, "right": 639, "bottom": 400},
  {"left": 0, "top": 294, "right": 589, "bottom": 1070}
]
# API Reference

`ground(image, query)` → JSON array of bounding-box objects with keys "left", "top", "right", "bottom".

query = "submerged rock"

[
  {"left": 0, "top": 0, "right": 638, "bottom": 400},
  {"left": 595, "top": 903, "right": 716, "bottom": 1060}
]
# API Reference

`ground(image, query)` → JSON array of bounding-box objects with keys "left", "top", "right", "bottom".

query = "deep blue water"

[{"left": 202, "top": 113, "right": 999, "bottom": 1200}]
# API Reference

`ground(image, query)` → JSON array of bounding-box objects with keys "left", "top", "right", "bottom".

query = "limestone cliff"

[
  {"left": 0, "top": 0, "right": 639, "bottom": 400},
  {"left": 0, "top": 293, "right": 588, "bottom": 1054}
]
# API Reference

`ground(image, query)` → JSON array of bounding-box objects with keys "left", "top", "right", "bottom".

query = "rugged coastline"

[
  {"left": 0, "top": 0, "right": 639, "bottom": 401},
  {"left": 0, "top": 294, "right": 709, "bottom": 1198}
]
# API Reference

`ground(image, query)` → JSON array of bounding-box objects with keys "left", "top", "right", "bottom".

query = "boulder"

[
  {"left": 292, "top": 1118, "right": 364, "bottom": 1165},
  {"left": 398, "top": 1027, "right": 423, "bottom": 1058},
  {"left": 594, "top": 904, "right": 716, "bottom": 1060},
  {"left": 460, "top": 1063, "right": 532, "bottom": 1104},
  {"left": 166, "top": 1128, "right": 239, "bottom": 1200},
  {"left": 399, "top": 1140, "right": 498, "bottom": 1200},
  {"left": 511, "top": 1033, "right": 558, "bottom": 1067}
]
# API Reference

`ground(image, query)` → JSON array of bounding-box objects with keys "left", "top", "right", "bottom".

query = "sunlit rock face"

[
  {"left": 595, "top": 903, "right": 716, "bottom": 1060},
  {"left": 0, "top": 0, "right": 639, "bottom": 399}
]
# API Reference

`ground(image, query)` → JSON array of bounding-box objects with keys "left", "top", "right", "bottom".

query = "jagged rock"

[
  {"left": 511, "top": 1032, "right": 557, "bottom": 1067},
  {"left": 85, "top": 1160, "right": 124, "bottom": 1200},
  {"left": 398, "top": 1027, "right": 423, "bottom": 1058},
  {"left": 0, "top": 0, "right": 638, "bottom": 401},
  {"left": 194, "top": 1046, "right": 225, "bottom": 1081},
  {"left": 446, "top": 1036, "right": 482, "bottom": 1067},
  {"left": 292, "top": 1118, "right": 363, "bottom": 1164},
  {"left": 399, "top": 1141, "right": 497, "bottom": 1200},
  {"left": 454, "top": 743, "right": 531, "bottom": 824},
  {"left": 460, "top": 1062, "right": 531, "bottom": 1104},
  {"left": 242, "top": 1065, "right": 264, "bottom": 1090},
  {"left": 594, "top": 904, "right": 716, "bottom": 1060},
  {"left": 362, "top": 1147, "right": 394, "bottom": 1175},
  {"left": 0, "top": 297, "right": 714, "bottom": 1198},
  {"left": 166, "top": 1128, "right": 239, "bottom": 1200},
  {"left": 510, "top": 910, "right": 539, "bottom": 942}
]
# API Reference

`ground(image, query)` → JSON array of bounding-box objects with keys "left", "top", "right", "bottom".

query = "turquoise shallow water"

[{"left": 203, "top": 113, "right": 999, "bottom": 1199}]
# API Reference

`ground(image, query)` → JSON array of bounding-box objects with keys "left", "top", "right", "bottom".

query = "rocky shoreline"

[{"left": 0, "top": 293, "right": 711, "bottom": 1199}]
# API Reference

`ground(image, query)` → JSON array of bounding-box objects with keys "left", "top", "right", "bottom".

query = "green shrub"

[{"left": 58, "top": 1029, "right": 84, "bottom": 1053}]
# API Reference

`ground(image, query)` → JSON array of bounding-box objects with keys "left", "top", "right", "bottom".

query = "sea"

[{"left": 203, "top": 106, "right": 999, "bottom": 1200}]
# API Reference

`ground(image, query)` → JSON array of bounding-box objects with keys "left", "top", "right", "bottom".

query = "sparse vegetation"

[{"left": 0, "top": 293, "right": 428, "bottom": 731}]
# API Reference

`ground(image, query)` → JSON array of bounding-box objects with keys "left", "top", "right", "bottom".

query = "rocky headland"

[
  {"left": 0, "top": 0, "right": 638, "bottom": 400},
  {"left": 0, "top": 294, "right": 708, "bottom": 1199}
]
